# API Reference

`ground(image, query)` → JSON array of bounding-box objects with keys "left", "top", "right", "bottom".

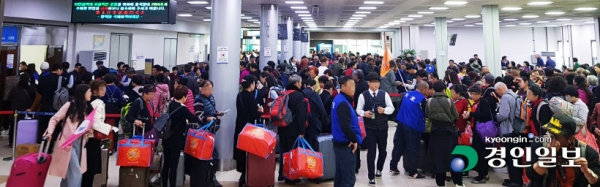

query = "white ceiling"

[{"left": 175, "top": 0, "right": 600, "bottom": 28}]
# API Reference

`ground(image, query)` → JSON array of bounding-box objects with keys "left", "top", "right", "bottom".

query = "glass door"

[
  {"left": 109, "top": 33, "right": 132, "bottom": 69},
  {"left": 163, "top": 38, "right": 177, "bottom": 69}
]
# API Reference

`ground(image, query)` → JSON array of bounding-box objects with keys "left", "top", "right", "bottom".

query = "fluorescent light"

[
  {"left": 444, "top": 1, "right": 468, "bottom": 5},
  {"left": 408, "top": 15, "right": 423, "bottom": 18},
  {"left": 475, "top": 22, "right": 483, "bottom": 25},
  {"left": 418, "top": 11, "right": 434, "bottom": 14},
  {"left": 430, "top": 7, "right": 449, "bottom": 10},
  {"left": 359, "top": 7, "right": 377, "bottom": 10},
  {"left": 465, "top": 15, "right": 480, "bottom": 18},
  {"left": 519, "top": 23, "right": 532, "bottom": 25},
  {"left": 203, "top": 19, "right": 211, "bottom": 22},
  {"left": 506, "top": 25, "right": 516, "bottom": 27},
  {"left": 502, "top": 7, "right": 522, "bottom": 11},
  {"left": 464, "top": 24, "right": 475, "bottom": 27},
  {"left": 522, "top": 15, "right": 539, "bottom": 18},
  {"left": 295, "top": 11, "right": 309, "bottom": 13},
  {"left": 424, "top": 24, "right": 435, "bottom": 27},
  {"left": 350, "top": 17, "right": 363, "bottom": 20},
  {"left": 364, "top": 1, "right": 384, "bottom": 4},
  {"left": 187, "top": 1, "right": 208, "bottom": 5},
  {"left": 504, "top": 18, "right": 518, "bottom": 21},
  {"left": 285, "top": 1, "right": 304, "bottom": 4},
  {"left": 545, "top": 11, "right": 564, "bottom": 15},
  {"left": 400, "top": 18, "right": 414, "bottom": 20},
  {"left": 556, "top": 18, "right": 572, "bottom": 21},
  {"left": 585, "top": 21, "right": 596, "bottom": 24},
  {"left": 536, "top": 21, "right": 550, "bottom": 23},
  {"left": 356, "top": 11, "right": 371, "bottom": 14},
  {"left": 298, "top": 14, "right": 311, "bottom": 17},
  {"left": 574, "top": 7, "right": 598, "bottom": 11},
  {"left": 291, "top": 6, "right": 307, "bottom": 9},
  {"left": 241, "top": 17, "right": 252, "bottom": 19},
  {"left": 177, "top": 13, "right": 192, "bottom": 17},
  {"left": 452, "top": 18, "right": 465, "bottom": 21},
  {"left": 447, "top": 20, "right": 454, "bottom": 23},
  {"left": 248, "top": 19, "right": 258, "bottom": 22},
  {"left": 394, "top": 20, "right": 406, "bottom": 23},
  {"left": 301, "top": 18, "right": 313, "bottom": 20},
  {"left": 347, "top": 19, "right": 359, "bottom": 22},
  {"left": 528, "top": 1, "right": 553, "bottom": 6},
  {"left": 205, "top": 7, "right": 211, "bottom": 10},
  {"left": 352, "top": 14, "right": 367, "bottom": 17}
]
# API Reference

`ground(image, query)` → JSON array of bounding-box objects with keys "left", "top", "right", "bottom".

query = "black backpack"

[{"left": 154, "top": 105, "right": 184, "bottom": 139}]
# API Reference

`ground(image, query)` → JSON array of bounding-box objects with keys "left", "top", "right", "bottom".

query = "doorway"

[
  {"left": 163, "top": 38, "right": 177, "bottom": 70},
  {"left": 109, "top": 33, "right": 132, "bottom": 69}
]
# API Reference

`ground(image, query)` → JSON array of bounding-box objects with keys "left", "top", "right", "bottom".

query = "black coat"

[
  {"left": 164, "top": 101, "right": 200, "bottom": 150},
  {"left": 37, "top": 73, "right": 65, "bottom": 110},
  {"left": 278, "top": 85, "right": 308, "bottom": 137},
  {"left": 125, "top": 98, "right": 154, "bottom": 133},
  {"left": 354, "top": 79, "right": 369, "bottom": 106},
  {"left": 303, "top": 88, "right": 327, "bottom": 132},
  {"left": 234, "top": 89, "right": 261, "bottom": 161}
]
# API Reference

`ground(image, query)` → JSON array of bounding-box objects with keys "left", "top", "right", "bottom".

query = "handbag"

[
  {"left": 475, "top": 105, "right": 498, "bottom": 142},
  {"left": 236, "top": 121, "right": 277, "bottom": 159},
  {"left": 283, "top": 137, "right": 324, "bottom": 180},
  {"left": 184, "top": 120, "right": 216, "bottom": 160}
]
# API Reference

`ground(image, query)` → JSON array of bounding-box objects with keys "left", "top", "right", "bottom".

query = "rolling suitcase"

[
  {"left": 189, "top": 157, "right": 214, "bottom": 187},
  {"left": 314, "top": 134, "right": 335, "bottom": 183},
  {"left": 15, "top": 118, "right": 38, "bottom": 145},
  {"left": 6, "top": 139, "right": 52, "bottom": 187},
  {"left": 119, "top": 167, "right": 149, "bottom": 187},
  {"left": 160, "top": 151, "right": 185, "bottom": 187},
  {"left": 93, "top": 149, "right": 109, "bottom": 187},
  {"left": 246, "top": 152, "right": 276, "bottom": 187}
]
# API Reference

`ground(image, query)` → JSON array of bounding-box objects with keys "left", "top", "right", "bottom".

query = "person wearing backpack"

[
  {"left": 494, "top": 82, "right": 525, "bottom": 187},
  {"left": 125, "top": 84, "right": 158, "bottom": 139},
  {"left": 152, "top": 74, "right": 171, "bottom": 117},
  {"left": 302, "top": 79, "right": 327, "bottom": 151},
  {"left": 526, "top": 114, "right": 600, "bottom": 187},
  {"left": 526, "top": 85, "right": 552, "bottom": 137},
  {"left": 276, "top": 75, "right": 308, "bottom": 184},
  {"left": 37, "top": 64, "right": 67, "bottom": 144}
]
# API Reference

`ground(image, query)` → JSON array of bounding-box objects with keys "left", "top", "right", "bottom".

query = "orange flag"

[{"left": 380, "top": 33, "right": 392, "bottom": 77}]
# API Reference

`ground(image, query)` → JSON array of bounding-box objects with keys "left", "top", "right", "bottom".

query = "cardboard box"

[{"left": 16, "top": 144, "right": 39, "bottom": 157}]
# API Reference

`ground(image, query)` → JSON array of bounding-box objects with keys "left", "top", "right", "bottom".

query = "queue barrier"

[{"left": 2, "top": 110, "right": 123, "bottom": 161}]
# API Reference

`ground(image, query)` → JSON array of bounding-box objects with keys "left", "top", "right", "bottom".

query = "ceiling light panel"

[
  {"left": 519, "top": 23, "right": 532, "bottom": 25},
  {"left": 506, "top": 25, "right": 516, "bottom": 27},
  {"left": 177, "top": 13, "right": 192, "bottom": 17},
  {"left": 203, "top": 19, "right": 211, "bottom": 22},
  {"left": 574, "top": 7, "right": 598, "bottom": 11},
  {"left": 205, "top": 7, "right": 211, "bottom": 10},
  {"left": 350, "top": 17, "right": 363, "bottom": 20},
  {"left": 418, "top": 11, "right": 434, "bottom": 14},
  {"left": 424, "top": 24, "right": 435, "bottom": 27},
  {"left": 430, "top": 7, "right": 449, "bottom": 10},
  {"left": 301, "top": 17, "right": 312, "bottom": 20},
  {"left": 556, "top": 18, "right": 572, "bottom": 21},
  {"left": 295, "top": 11, "right": 309, "bottom": 13},
  {"left": 364, "top": 1, "right": 384, "bottom": 4},
  {"left": 356, "top": 11, "right": 371, "bottom": 14},
  {"left": 501, "top": 7, "right": 522, "bottom": 11},
  {"left": 536, "top": 21, "right": 550, "bottom": 23},
  {"left": 359, "top": 7, "right": 377, "bottom": 10},
  {"left": 464, "top": 25, "right": 474, "bottom": 27},
  {"left": 585, "top": 21, "right": 596, "bottom": 24},
  {"left": 400, "top": 18, "right": 414, "bottom": 20},
  {"left": 408, "top": 15, "right": 423, "bottom": 18},
  {"left": 248, "top": 19, "right": 258, "bottom": 22},
  {"left": 465, "top": 15, "right": 480, "bottom": 18},
  {"left": 475, "top": 22, "right": 483, "bottom": 25},
  {"left": 452, "top": 18, "right": 465, "bottom": 21},
  {"left": 444, "top": 1, "right": 468, "bottom": 5},
  {"left": 291, "top": 6, "right": 307, "bottom": 9},
  {"left": 298, "top": 14, "right": 311, "bottom": 17},
  {"left": 352, "top": 14, "right": 367, "bottom": 17},
  {"left": 504, "top": 19, "right": 518, "bottom": 21},
  {"left": 545, "top": 11, "right": 564, "bottom": 15},
  {"left": 285, "top": 1, "right": 304, "bottom": 4},
  {"left": 241, "top": 17, "right": 252, "bottom": 19},
  {"left": 522, "top": 15, "right": 539, "bottom": 18},
  {"left": 528, "top": 1, "right": 553, "bottom": 6},
  {"left": 447, "top": 21, "right": 454, "bottom": 23},
  {"left": 187, "top": 1, "right": 208, "bottom": 5}
]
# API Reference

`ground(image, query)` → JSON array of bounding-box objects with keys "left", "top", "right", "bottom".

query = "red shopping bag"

[
  {"left": 184, "top": 121, "right": 216, "bottom": 160},
  {"left": 237, "top": 123, "right": 277, "bottom": 158},
  {"left": 117, "top": 138, "right": 154, "bottom": 167},
  {"left": 358, "top": 116, "right": 366, "bottom": 138},
  {"left": 458, "top": 125, "right": 473, "bottom": 146},
  {"left": 283, "top": 137, "right": 324, "bottom": 180}
]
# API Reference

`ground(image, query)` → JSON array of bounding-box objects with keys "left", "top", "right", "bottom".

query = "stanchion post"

[{"left": 3, "top": 110, "right": 17, "bottom": 161}]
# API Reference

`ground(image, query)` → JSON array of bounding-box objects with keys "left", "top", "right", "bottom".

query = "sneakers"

[
  {"left": 369, "top": 179, "right": 376, "bottom": 186},
  {"left": 390, "top": 169, "right": 400, "bottom": 175},
  {"left": 455, "top": 185, "right": 466, "bottom": 187},
  {"left": 375, "top": 170, "right": 382, "bottom": 177},
  {"left": 409, "top": 173, "right": 426, "bottom": 179},
  {"left": 471, "top": 177, "right": 487, "bottom": 184}
]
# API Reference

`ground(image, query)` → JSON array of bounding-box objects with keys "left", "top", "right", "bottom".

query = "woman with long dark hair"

[
  {"left": 43, "top": 84, "right": 93, "bottom": 187},
  {"left": 234, "top": 75, "right": 263, "bottom": 186},
  {"left": 574, "top": 75, "right": 593, "bottom": 105},
  {"left": 7, "top": 73, "right": 36, "bottom": 147}
]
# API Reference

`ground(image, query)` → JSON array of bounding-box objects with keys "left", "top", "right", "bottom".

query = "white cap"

[{"left": 40, "top": 62, "right": 49, "bottom": 70}]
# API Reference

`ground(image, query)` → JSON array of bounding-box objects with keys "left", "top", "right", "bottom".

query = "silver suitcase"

[{"left": 92, "top": 149, "right": 109, "bottom": 187}]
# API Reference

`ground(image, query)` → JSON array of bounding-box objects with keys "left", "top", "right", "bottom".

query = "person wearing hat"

[
  {"left": 526, "top": 114, "right": 600, "bottom": 187},
  {"left": 356, "top": 72, "right": 395, "bottom": 185},
  {"left": 40, "top": 62, "right": 50, "bottom": 77}
]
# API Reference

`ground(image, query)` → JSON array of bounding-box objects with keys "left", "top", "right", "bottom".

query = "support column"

[
  {"left": 409, "top": 24, "right": 420, "bottom": 58},
  {"left": 401, "top": 26, "right": 410, "bottom": 50},
  {"left": 595, "top": 18, "right": 600, "bottom": 65},
  {"left": 209, "top": 0, "right": 241, "bottom": 171},
  {"left": 293, "top": 24, "right": 302, "bottom": 59},
  {"left": 482, "top": 5, "right": 502, "bottom": 77},
  {"left": 435, "top": 17, "right": 449, "bottom": 78},
  {"left": 393, "top": 29, "right": 401, "bottom": 56},
  {"left": 281, "top": 16, "right": 294, "bottom": 63},
  {"left": 302, "top": 32, "right": 309, "bottom": 56},
  {"left": 259, "top": 4, "right": 278, "bottom": 70}
]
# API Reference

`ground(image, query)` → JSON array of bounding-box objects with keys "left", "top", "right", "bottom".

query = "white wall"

[
  {"left": 5, "top": 0, "right": 71, "bottom": 22},
  {"left": 419, "top": 27, "right": 559, "bottom": 66},
  {"left": 571, "top": 24, "right": 596, "bottom": 65}
]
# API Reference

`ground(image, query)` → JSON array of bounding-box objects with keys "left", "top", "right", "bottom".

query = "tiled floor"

[{"left": 0, "top": 122, "right": 508, "bottom": 187}]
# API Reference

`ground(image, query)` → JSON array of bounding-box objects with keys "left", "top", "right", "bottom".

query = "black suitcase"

[
  {"left": 119, "top": 167, "right": 148, "bottom": 187},
  {"left": 188, "top": 155, "right": 214, "bottom": 187}
]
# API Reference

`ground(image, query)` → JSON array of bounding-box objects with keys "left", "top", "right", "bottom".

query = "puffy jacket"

[
  {"left": 380, "top": 70, "right": 400, "bottom": 102},
  {"left": 185, "top": 89, "right": 195, "bottom": 114},
  {"left": 152, "top": 83, "right": 170, "bottom": 115},
  {"left": 426, "top": 92, "right": 459, "bottom": 123}
]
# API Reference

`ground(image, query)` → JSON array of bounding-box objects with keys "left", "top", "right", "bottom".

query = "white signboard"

[
  {"left": 264, "top": 47, "right": 272, "bottom": 57},
  {"left": 6, "top": 54, "right": 14, "bottom": 69},
  {"left": 217, "top": 46, "right": 229, "bottom": 64},
  {"left": 283, "top": 45, "right": 288, "bottom": 52}
]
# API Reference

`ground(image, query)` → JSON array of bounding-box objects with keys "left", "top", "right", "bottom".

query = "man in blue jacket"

[
  {"left": 389, "top": 81, "right": 429, "bottom": 179},
  {"left": 331, "top": 76, "right": 362, "bottom": 187}
]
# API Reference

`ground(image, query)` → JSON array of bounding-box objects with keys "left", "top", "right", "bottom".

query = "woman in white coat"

[{"left": 81, "top": 80, "right": 111, "bottom": 186}]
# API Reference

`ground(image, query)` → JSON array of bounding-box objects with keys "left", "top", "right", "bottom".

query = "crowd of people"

[{"left": 4, "top": 49, "right": 600, "bottom": 187}]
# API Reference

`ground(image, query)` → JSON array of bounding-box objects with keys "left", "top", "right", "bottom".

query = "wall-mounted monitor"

[{"left": 71, "top": 0, "right": 177, "bottom": 24}]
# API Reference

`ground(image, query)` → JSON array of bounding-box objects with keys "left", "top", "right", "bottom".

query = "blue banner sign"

[{"left": 2, "top": 26, "right": 18, "bottom": 43}]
